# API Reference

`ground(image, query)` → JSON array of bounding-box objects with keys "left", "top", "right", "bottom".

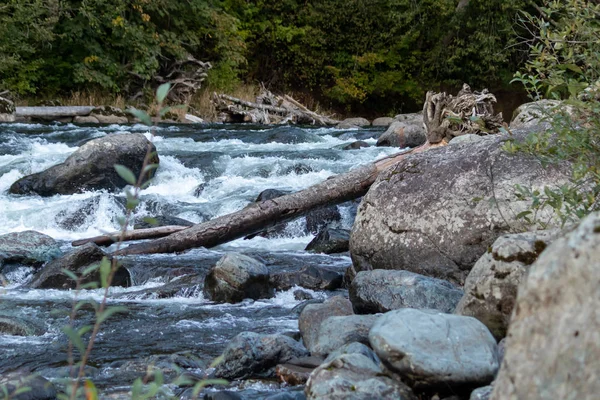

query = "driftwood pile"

[
  {"left": 213, "top": 87, "right": 338, "bottom": 125},
  {"left": 424, "top": 83, "right": 505, "bottom": 143}
]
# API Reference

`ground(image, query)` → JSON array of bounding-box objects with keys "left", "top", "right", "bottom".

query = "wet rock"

[
  {"left": 266, "top": 128, "right": 322, "bottom": 144},
  {"left": 204, "top": 252, "right": 274, "bottom": 303},
  {"left": 338, "top": 117, "right": 370, "bottom": 127},
  {"left": 372, "top": 117, "right": 395, "bottom": 127},
  {"left": 54, "top": 196, "right": 104, "bottom": 230},
  {"left": 116, "top": 274, "right": 203, "bottom": 300},
  {"left": 9, "top": 133, "right": 159, "bottom": 196},
  {"left": 0, "top": 315, "right": 45, "bottom": 336},
  {"left": 271, "top": 265, "right": 344, "bottom": 291},
  {"left": 471, "top": 386, "right": 493, "bottom": 400},
  {"left": 339, "top": 141, "right": 369, "bottom": 150},
  {"left": 283, "top": 164, "right": 314, "bottom": 175},
  {"left": 305, "top": 228, "right": 350, "bottom": 254},
  {"left": 214, "top": 332, "right": 309, "bottom": 380},
  {"left": 293, "top": 289, "right": 314, "bottom": 301},
  {"left": 276, "top": 363, "right": 313, "bottom": 385},
  {"left": 369, "top": 309, "right": 498, "bottom": 390},
  {"left": 73, "top": 115, "right": 100, "bottom": 124},
  {"left": 305, "top": 206, "right": 341, "bottom": 234},
  {"left": 324, "top": 342, "right": 380, "bottom": 365},
  {"left": 0, "top": 96, "right": 16, "bottom": 122},
  {"left": 255, "top": 188, "right": 290, "bottom": 202},
  {"left": 29, "top": 243, "right": 130, "bottom": 289},
  {"left": 0, "top": 373, "right": 57, "bottom": 400},
  {"left": 133, "top": 215, "right": 194, "bottom": 229},
  {"left": 350, "top": 130, "right": 571, "bottom": 285},
  {"left": 350, "top": 270, "right": 463, "bottom": 314},
  {"left": 298, "top": 296, "right": 353, "bottom": 352},
  {"left": 491, "top": 212, "right": 600, "bottom": 400},
  {"left": 376, "top": 121, "right": 426, "bottom": 148},
  {"left": 455, "top": 230, "right": 560, "bottom": 339},
  {"left": 202, "top": 392, "right": 243, "bottom": 400},
  {"left": 0, "top": 231, "right": 62, "bottom": 266},
  {"left": 306, "top": 353, "right": 417, "bottom": 400},
  {"left": 311, "top": 315, "right": 379, "bottom": 356}
]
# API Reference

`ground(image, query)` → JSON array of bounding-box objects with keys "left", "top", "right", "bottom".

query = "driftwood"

[
  {"left": 72, "top": 226, "right": 189, "bottom": 247},
  {"left": 112, "top": 143, "right": 442, "bottom": 256},
  {"left": 423, "top": 83, "right": 504, "bottom": 143},
  {"left": 15, "top": 106, "right": 95, "bottom": 118},
  {"left": 213, "top": 86, "right": 339, "bottom": 126}
]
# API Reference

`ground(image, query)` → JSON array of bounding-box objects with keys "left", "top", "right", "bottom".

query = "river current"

[{"left": 0, "top": 122, "right": 400, "bottom": 398}]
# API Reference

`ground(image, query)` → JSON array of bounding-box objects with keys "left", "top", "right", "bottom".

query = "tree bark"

[
  {"left": 113, "top": 144, "right": 439, "bottom": 256},
  {"left": 72, "top": 225, "right": 189, "bottom": 247}
]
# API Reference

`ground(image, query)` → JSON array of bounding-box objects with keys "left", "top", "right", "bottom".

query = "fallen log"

[
  {"left": 113, "top": 144, "right": 441, "bottom": 256},
  {"left": 72, "top": 225, "right": 189, "bottom": 247},
  {"left": 15, "top": 106, "right": 95, "bottom": 118}
]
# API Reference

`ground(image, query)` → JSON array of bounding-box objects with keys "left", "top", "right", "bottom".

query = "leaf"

[
  {"left": 143, "top": 163, "right": 159, "bottom": 174},
  {"left": 13, "top": 387, "right": 32, "bottom": 396},
  {"left": 61, "top": 269, "right": 79, "bottom": 282},
  {"left": 142, "top": 217, "right": 158, "bottom": 226},
  {"left": 62, "top": 326, "right": 86, "bottom": 355},
  {"left": 81, "top": 263, "right": 101, "bottom": 277},
  {"left": 191, "top": 379, "right": 228, "bottom": 398},
  {"left": 96, "top": 306, "right": 128, "bottom": 324},
  {"left": 128, "top": 108, "right": 152, "bottom": 126},
  {"left": 99, "top": 257, "right": 111, "bottom": 288},
  {"left": 84, "top": 380, "right": 98, "bottom": 400},
  {"left": 114, "top": 164, "right": 137, "bottom": 186},
  {"left": 156, "top": 83, "right": 171, "bottom": 104}
]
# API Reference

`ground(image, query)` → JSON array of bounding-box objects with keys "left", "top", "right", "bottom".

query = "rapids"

[{"left": 0, "top": 122, "right": 400, "bottom": 398}]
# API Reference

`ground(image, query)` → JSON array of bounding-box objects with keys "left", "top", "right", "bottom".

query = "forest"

[{"left": 1, "top": 0, "right": 536, "bottom": 115}]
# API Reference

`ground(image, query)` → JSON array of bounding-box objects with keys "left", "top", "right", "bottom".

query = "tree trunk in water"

[
  {"left": 72, "top": 226, "right": 189, "bottom": 247},
  {"left": 113, "top": 145, "right": 436, "bottom": 256}
]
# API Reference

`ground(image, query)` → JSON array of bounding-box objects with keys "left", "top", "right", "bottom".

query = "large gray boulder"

[
  {"left": 214, "top": 332, "right": 309, "bottom": 380},
  {"left": 311, "top": 315, "right": 379, "bottom": 356},
  {"left": 0, "top": 231, "right": 62, "bottom": 267},
  {"left": 372, "top": 117, "right": 395, "bottom": 127},
  {"left": 455, "top": 230, "right": 561, "bottom": 339},
  {"left": 376, "top": 121, "right": 426, "bottom": 148},
  {"left": 271, "top": 265, "right": 344, "bottom": 291},
  {"left": 305, "top": 228, "right": 350, "bottom": 254},
  {"left": 28, "top": 243, "right": 130, "bottom": 289},
  {"left": 369, "top": 309, "right": 499, "bottom": 390},
  {"left": 350, "top": 270, "right": 463, "bottom": 314},
  {"left": 298, "top": 296, "right": 353, "bottom": 353},
  {"left": 491, "top": 213, "right": 600, "bottom": 400},
  {"left": 305, "top": 353, "right": 417, "bottom": 400},
  {"left": 509, "top": 100, "right": 574, "bottom": 130},
  {"left": 9, "top": 133, "right": 158, "bottom": 196},
  {"left": 350, "top": 131, "right": 570, "bottom": 285},
  {"left": 203, "top": 252, "right": 273, "bottom": 303}
]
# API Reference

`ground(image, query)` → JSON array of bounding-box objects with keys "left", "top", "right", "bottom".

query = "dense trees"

[{"left": 0, "top": 0, "right": 538, "bottom": 113}]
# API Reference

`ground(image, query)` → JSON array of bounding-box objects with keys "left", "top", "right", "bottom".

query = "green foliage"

[{"left": 505, "top": 0, "right": 600, "bottom": 228}]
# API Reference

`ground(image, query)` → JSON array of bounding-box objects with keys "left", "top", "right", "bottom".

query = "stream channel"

[{"left": 0, "top": 122, "right": 400, "bottom": 398}]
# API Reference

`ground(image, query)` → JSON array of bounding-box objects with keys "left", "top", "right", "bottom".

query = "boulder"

[
  {"left": 305, "top": 353, "right": 417, "bottom": 400},
  {"left": 455, "top": 230, "right": 561, "bottom": 339},
  {"left": 323, "top": 342, "right": 380, "bottom": 365},
  {"left": 28, "top": 243, "right": 130, "bottom": 289},
  {"left": 9, "top": 133, "right": 159, "bottom": 196},
  {"left": 350, "top": 130, "right": 570, "bottom": 285},
  {"left": 471, "top": 386, "right": 493, "bottom": 400},
  {"left": 0, "top": 373, "right": 57, "bottom": 400},
  {"left": 214, "top": 332, "right": 309, "bottom": 380},
  {"left": 0, "top": 231, "right": 62, "bottom": 266},
  {"left": 271, "top": 265, "right": 344, "bottom": 291},
  {"left": 394, "top": 113, "right": 423, "bottom": 123},
  {"left": 340, "top": 141, "right": 370, "bottom": 150},
  {"left": 369, "top": 309, "right": 499, "bottom": 390},
  {"left": 372, "top": 117, "right": 395, "bottom": 127},
  {"left": 305, "top": 206, "right": 341, "bottom": 234},
  {"left": 311, "top": 315, "right": 379, "bottom": 356},
  {"left": 376, "top": 121, "right": 426, "bottom": 148},
  {"left": 298, "top": 296, "right": 353, "bottom": 352},
  {"left": 133, "top": 215, "right": 194, "bottom": 230},
  {"left": 73, "top": 115, "right": 100, "bottom": 124},
  {"left": 203, "top": 252, "right": 273, "bottom": 303},
  {"left": 338, "top": 117, "right": 370, "bottom": 127},
  {"left": 0, "top": 315, "right": 45, "bottom": 336},
  {"left": 276, "top": 363, "right": 314, "bottom": 385},
  {"left": 0, "top": 96, "right": 16, "bottom": 122},
  {"left": 491, "top": 213, "right": 600, "bottom": 400},
  {"left": 509, "top": 99, "right": 568, "bottom": 130},
  {"left": 305, "top": 228, "right": 350, "bottom": 254},
  {"left": 350, "top": 270, "right": 463, "bottom": 314}
]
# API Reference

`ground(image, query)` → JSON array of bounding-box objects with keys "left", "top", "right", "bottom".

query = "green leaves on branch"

[{"left": 114, "top": 164, "right": 137, "bottom": 186}]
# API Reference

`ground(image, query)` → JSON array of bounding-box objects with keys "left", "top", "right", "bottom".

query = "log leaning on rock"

[{"left": 72, "top": 226, "right": 189, "bottom": 247}]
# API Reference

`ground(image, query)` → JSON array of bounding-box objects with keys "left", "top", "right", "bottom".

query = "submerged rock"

[
  {"left": 298, "top": 296, "right": 353, "bottom": 353},
  {"left": 305, "top": 228, "right": 350, "bottom": 254},
  {"left": 0, "top": 373, "right": 57, "bottom": 400},
  {"left": 271, "top": 265, "right": 344, "bottom": 291},
  {"left": 214, "top": 332, "right": 309, "bottom": 380},
  {"left": 0, "top": 315, "right": 45, "bottom": 336},
  {"left": 305, "top": 353, "right": 417, "bottom": 400},
  {"left": 133, "top": 215, "right": 194, "bottom": 229},
  {"left": 455, "top": 230, "right": 560, "bottom": 339},
  {"left": 339, "top": 141, "right": 370, "bottom": 150},
  {"left": 350, "top": 130, "right": 570, "bottom": 285},
  {"left": 311, "top": 315, "right": 379, "bottom": 356},
  {"left": 0, "top": 231, "right": 62, "bottom": 267},
  {"left": 369, "top": 309, "right": 498, "bottom": 390},
  {"left": 350, "top": 270, "right": 463, "bottom": 314},
  {"left": 491, "top": 213, "right": 600, "bottom": 400},
  {"left": 203, "top": 252, "right": 274, "bottom": 303},
  {"left": 9, "top": 133, "right": 158, "bottom": 196}
]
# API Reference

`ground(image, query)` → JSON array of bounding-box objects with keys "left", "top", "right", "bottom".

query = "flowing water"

[{"left": 0, "top": 122, "right": 399, "bottom": 398}]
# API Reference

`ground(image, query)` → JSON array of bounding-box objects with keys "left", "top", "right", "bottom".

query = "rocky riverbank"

[{"left": 1, "top": 100, "right": 596, "bottom": 399}]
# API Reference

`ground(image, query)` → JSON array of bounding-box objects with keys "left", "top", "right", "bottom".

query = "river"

[{"left": 0, "top": 122, "right": 400, "bottom": 398}]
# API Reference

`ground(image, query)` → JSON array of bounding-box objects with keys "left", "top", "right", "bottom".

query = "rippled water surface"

[{"left": 0, "top": 121, "right": 399, "bottom": 397}]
